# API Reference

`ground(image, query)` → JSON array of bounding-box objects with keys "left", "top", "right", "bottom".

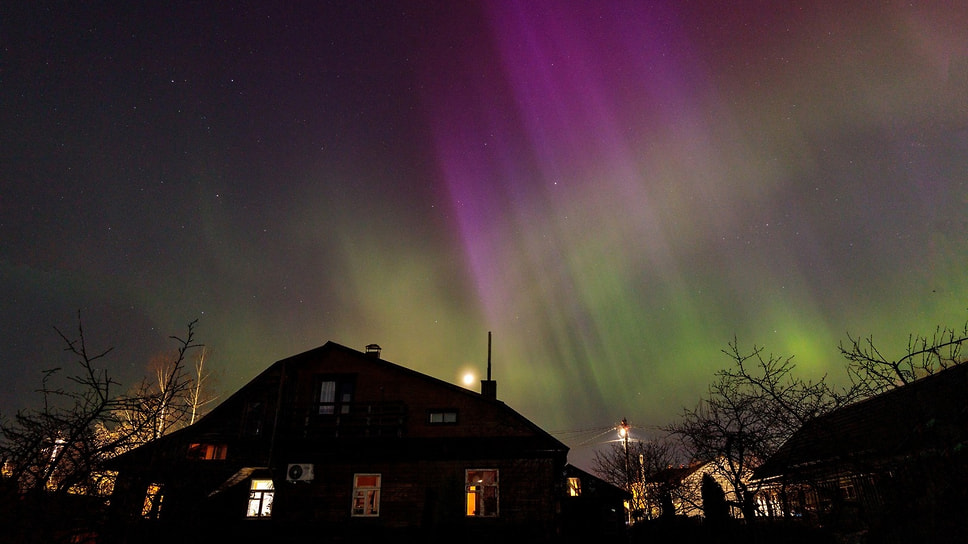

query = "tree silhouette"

[
  {"left": 0, "top": 315, "right": 202, "bottom": 496},
  {"left": 701, "top": 473, "right": 729, "bottom": 525}
]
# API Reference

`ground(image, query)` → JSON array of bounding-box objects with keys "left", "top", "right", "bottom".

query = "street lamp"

[{"left": 619, "top": 418, "right": 631, "bottom": 523}]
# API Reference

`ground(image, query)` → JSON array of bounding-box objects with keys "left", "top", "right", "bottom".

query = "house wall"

[
  {"left": 105, "top": 343, "right": 568, "bottom": 543},
  {"left": 275, "top": 457, "right": 560, "bottom": 528}
]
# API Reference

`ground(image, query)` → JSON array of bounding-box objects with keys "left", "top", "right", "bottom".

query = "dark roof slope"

[
  {"left": 756, "top": 362, "right": 968, "bottom": 480},
  {"left": 564, "top": 464, "right": 631, "bottom": 500},
  {"left": 647, "top": 461, "right": 708, "bottom": 485},
  {"left": 108, "top": 340, "right": 567, "bottom": 466}
]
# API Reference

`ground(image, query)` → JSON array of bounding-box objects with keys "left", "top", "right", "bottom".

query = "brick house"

[{"left": 104, "top": 341, "right": 570, "bottom": 543}]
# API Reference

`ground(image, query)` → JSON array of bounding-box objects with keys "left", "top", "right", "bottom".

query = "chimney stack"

[
  {"left": 364, "top": 344, "right": 382, "bottom": 358},
  {"left": 481, "top": 331, "right": 497, "bottom": 399}
]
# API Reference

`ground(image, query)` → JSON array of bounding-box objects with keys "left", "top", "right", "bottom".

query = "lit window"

[
  {"left": 247, "top": 479, "right": 274, "bottom": 518},
  {"left": 142, "top": 483, "right": 164, "bottom": 519},
  {"left": 465, "top": 469, "right": 499, "bottom": 517},
  {"left": 428, "top": 411, "right": 458, "bottom": 424},
  {"left": 351, "top": 473, "right": 381, "bottom": 517},
  {"left": 840, "top": 483, "right": 857, "bottom": 500},
  {"left": 567, "top": 477, "right": 582, "bottom": 497},
  {"left": 187, "top": 443, "right": 227, "bottom": 460}
]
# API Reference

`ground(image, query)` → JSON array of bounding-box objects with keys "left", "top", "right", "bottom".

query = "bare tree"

[
  {"left": 109, "top": 344, "right": 218, "bottom": 448},
  {"left": 669, "top": 323, "right": 968, "bottom": 521},
  {"left": 593, "top": 431, "right": 681, "bottom": 521},
  {"left": 667, "top": 338, "right": 853, "bottom": 520},
  {"left": 187, "top": 347, "right": 218, "bottom": 426},
  {"left": 841, "top": 322, "right": 968, "bottom": 397},
  {"left": 0, "top": 315, "right": 202, "bottom": 496}
]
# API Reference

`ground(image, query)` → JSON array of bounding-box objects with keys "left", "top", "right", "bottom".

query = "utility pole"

[
  {"left": 619, "top": 417, "right": 631, "bottom": 524},
  {"left": 620, "top": 418, "right": 631, "bottom": 491}
]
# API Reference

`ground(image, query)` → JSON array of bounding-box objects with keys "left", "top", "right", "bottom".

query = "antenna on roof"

[
  {"left": 487, "top": 331, "right": 492, "bottom": 381},
  {"left": 481, "top": 331, "right": 497, "bottom": 399}
]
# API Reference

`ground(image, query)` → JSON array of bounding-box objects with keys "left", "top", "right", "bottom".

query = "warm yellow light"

[
  {"left": 462, "top": 372, "right": 475, "bottom": 386},
  {"left": 618, "top": 427, "right": 627, "bottom": 438}
]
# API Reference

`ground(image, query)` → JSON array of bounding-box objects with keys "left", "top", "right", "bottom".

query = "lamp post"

[
  {"left": 619, "top": 418, "right": 631, "bottom": 491},
  {"left": 619, "top": 418, "right": 631, "bottom": 523}
]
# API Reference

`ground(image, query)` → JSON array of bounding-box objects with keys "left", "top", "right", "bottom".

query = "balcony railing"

[{"left": 290, "top": 401, "right": 407, "bottom": 439}]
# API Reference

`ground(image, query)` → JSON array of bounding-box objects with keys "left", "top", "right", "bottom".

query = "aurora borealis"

[{"left": 2, "top": 1, "right": 966, "bottom": 468}]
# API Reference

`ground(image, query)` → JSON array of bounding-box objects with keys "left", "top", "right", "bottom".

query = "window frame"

[
  {"left": 351, "top": 473, "right": 382, "bottom": 517},
  {"left": 142, "top": 483, "right": 164, "bottom": 519},
  {"left": 246, "top": 478, "right": 275, "bottom": 518},
  {"left": 242, "top": 400, "right": 266, "bottom": 437},
  {"left": 465, "top": 468, "right": 499, "bottom": 517},
  {"left": 315, "top": 375, "right": 355, "bottom": 416},
  {"left": 567, "top": 476, "right": 582, "bottom": 497},
  {"left": 427, "top": 409, "right": 458, "bottom": 424},
  {"left": 186, "top": 442, "right": 228, "bottom": 460}
]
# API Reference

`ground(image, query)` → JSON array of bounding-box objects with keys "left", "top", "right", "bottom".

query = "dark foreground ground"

[
  {"left": 626, "top": 516, "right": 965, "bottom": 544},
  {"left": 628, "top": 517, "right": 835, "bottom": 544}
]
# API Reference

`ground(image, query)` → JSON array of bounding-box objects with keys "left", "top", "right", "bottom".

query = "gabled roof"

[
  {"left": 262, "top": 341, "right": 567, "bottom": 446},
  {"left": 647, "top": 461, "right": 708, "bottom": 485},
  {"left": 564, "top": 464, "right": 631, "bottom": 500},
  {"left": 756, "top": 362, "right": 968, "bottom": 480},
  {"left": 108, "top": 340, "right": 567, "bottom": 467}
]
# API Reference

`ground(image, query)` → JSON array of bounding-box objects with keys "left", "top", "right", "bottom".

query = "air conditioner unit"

[{"left": 286, "top": 463, "right": 314, "bottom": 482}]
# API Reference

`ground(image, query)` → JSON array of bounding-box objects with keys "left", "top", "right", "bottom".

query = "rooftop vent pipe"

[{"left": 481, "top": 331, "right": 497, "bottom": 399}]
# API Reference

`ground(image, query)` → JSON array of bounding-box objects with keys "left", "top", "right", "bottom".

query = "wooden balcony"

[{"left": 290, "top": 401, "right": 408, "bottom": 439}]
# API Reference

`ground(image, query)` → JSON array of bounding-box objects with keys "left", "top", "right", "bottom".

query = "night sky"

[{"left": 2, "top": 1, "right": 966, "bottom": 468}]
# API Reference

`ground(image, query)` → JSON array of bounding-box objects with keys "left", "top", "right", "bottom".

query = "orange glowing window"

[
  {"left": 142, "top": 483, "right": 164, "bottom": 519},
  {"left": 187, "top": 443, "right": 227, "bottom": 460},
  {"left": 351, "top": 473, "right": 381, "bottom": 517},
  {"left": 567, "top": 477, "right": 582, "bottom": 497},
  {"left": 465, "top": 469, "right": 499, "bottom": 517}
]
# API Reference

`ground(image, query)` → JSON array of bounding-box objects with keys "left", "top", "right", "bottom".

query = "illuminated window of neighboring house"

[
  {"left": 840, "top": 482, "right": 857, "bottom": 501},
  {"left": 317, "top": 376, "right": 355, "bottom": 415},
  {"left": 465, "top": 469, "right": 499, "bottom": 517},
  {"left": 567, "top": 477, "right": 582, "bottom": 497},
  {"left": 187, "top": 443, "right": 228, "bottom": 460},
  {"left": 351, "top": 473, "right": 381, "bottom": 517},
  {"left": 142, "top": 483, "right": 164, "bottom": 519},
  {"left": 68, "top": 470, "right": 117, "bottom": 496},
  {"left": 246, "top": 479, "right": 274, "bottom": 518},
  {"left": 428, "top": 410, "right": 458, "bottom": 424}
]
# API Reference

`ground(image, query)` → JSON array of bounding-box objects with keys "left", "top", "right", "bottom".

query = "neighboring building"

[
  {"left": 644, "top": 457, "right": 749, "bottom": 520},
  {"left": 104, "top": 341, "right": 570, "bottom": 543},
  {"left": 560, "top": 464, "right": 629, "bottom": 539},
  {"left": 754, "top": 362, "right": 968, "bottom": 540}
]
